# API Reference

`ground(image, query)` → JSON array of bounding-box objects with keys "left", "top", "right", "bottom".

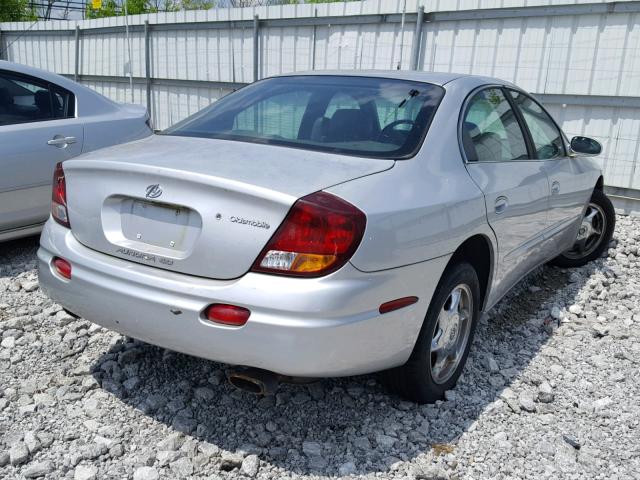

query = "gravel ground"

[{"left": 1, "top": 215, "right": 639, "bottom": 480}]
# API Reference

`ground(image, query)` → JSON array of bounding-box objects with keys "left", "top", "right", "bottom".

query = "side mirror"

[{"left": 570, "top": 136, "right": 602, "bottom": 156}]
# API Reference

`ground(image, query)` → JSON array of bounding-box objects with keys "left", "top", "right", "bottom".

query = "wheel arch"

[
  {"left": 445, "top": 234, "right": 495, "bottom": 312},
  {"left": 595, "top": 175, "right": 604, "bottom": 191}
]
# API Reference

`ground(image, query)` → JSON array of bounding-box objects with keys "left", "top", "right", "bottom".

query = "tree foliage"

[
  {"left": 0, "top": 0, "right": 37, "bottom": 21},
  {"left": 85, "top": 0, "right": 214, "bottom": 18}
]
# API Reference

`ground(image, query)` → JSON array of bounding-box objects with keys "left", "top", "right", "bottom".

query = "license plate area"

[
  {"left": 122, "top": 199, "right": 194, "bottom": 249},
  {"left": 102, "top": 196, "right": 203, "bottom": 258}
]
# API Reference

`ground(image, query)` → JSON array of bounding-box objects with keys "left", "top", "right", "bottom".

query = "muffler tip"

[{"left": 227, "top": 368, "right": 279, "bottom": 396}]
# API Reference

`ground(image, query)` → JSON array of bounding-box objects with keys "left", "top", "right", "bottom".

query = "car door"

[
  {"left": 461, "top": 86, "right": 550, "bottom": 305},
  {"left": 0, "top": 70, "right": 83, "bottom": 233},
  {"left": 507, "top": 90, "right": 594, "bottom": 253}
]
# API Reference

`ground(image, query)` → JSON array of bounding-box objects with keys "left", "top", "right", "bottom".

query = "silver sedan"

[
  {"left": 0, "top": 60, "right": 152, "bottom": 242},
  {"left": 38, "top": 71, "right": 615, "bottom": 403}
]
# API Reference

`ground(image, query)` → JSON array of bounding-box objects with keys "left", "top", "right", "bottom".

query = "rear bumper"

[{"left": 38, "top": 220, "right": 449, "bottom": 377}]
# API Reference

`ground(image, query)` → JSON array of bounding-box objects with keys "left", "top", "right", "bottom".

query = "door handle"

[
  {"left": 494, "top": 196, "right": 509, "bottom": 214},
  {"left": 551, "top": 181, "right": 560, "bottom": 195},
  {"left": 47, "top": 136, "right": 77, "bottom": 147}
]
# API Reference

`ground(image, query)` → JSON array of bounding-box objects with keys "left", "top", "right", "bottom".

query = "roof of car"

[
  {"left": 0, "top": 60, "right": 83, "bottom": 91},
  {"left": 0, "top": 60, "right": 132, "bottom": 116},
  {"left": 272, "top": 70, "right": 514, "bottom": 87}
]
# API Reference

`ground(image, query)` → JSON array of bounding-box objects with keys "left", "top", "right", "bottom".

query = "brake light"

[
  {"left": 205, "top": 304, "right": 251, "bottom": 326},
  {"left": 51, "top": 162, "right": 70, "bottom": 228},
  {"left": 251, "top": 191, "right": 366, "bottom": 277}
]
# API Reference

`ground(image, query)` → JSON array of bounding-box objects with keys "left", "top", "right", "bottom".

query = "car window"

[
  {"left": 509, "top": 90, "right": 565, "bottom": 159},
  {"left": 233, "top": 91, "right": 311, "bottom": 140},
  {"left": 162, "top": 76, "right": 445, "bottom": 159},
  {"left": 0, "top": 71, "right": 74, "bottom": 126},
  {"left": 461, "top": 88, "right": 529, "bottom": 162},
  {"left": 325, "top": 92, "right": 361, "bottom": 119}
]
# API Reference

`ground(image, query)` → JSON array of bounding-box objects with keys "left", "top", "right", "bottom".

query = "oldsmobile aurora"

[{"left": 38, "top": 72, "right": 614, "bottom": 403}]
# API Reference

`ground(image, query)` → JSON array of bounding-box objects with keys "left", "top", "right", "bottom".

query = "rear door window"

[
  {"left": 0, "top": 71, "right": 74, "bottom": 126},
  {"left": 461, "top": 88, "right": 530, "bottom": 162}
]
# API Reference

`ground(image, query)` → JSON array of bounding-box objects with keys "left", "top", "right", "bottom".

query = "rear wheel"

[
  {"left": 550, "top": 189, "right": 615, "bottom": 268},
  {"left": 382, "top": 262, "right": 481, "bottom": 403}
]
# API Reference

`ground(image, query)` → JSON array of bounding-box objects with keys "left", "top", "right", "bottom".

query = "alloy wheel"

[
  {"left": 564, "top": 202, "right": 607, "bottom": 259},
  {"left": 429, "top": 283, "right": 473, "bottom": 385}
]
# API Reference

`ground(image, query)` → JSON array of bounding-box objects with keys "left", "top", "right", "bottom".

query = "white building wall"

[{"left": 2, "top": 0, "right": 640, "bottom": 191}]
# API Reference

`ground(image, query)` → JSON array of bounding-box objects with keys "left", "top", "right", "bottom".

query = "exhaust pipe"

[{"left": 227, "top": 367, "right": 280, "bottom": 396}]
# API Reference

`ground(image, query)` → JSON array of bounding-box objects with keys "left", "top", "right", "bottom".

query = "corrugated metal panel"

[{"left": 1, "top": 0, "right": 640, "bottom": 190}]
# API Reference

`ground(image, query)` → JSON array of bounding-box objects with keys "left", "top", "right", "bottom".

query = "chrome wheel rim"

[
  {"left": 564, "top": 202, "right": 607, "bottom": 259},
  {"left": 430, "top": 284, "right": 473, "bottom": 385}
]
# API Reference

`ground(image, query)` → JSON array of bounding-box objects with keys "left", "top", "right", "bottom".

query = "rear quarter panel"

[
  {"left": 328, "top": 78, "right": 495, "bottom": 275},
  {"left": 82, "top": 106, "right": 151, "bottom": 154}
]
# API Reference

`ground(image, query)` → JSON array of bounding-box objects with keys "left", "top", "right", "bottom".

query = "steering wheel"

[{"left": 379, "top": 119, "right": 416, "bottom": 144}]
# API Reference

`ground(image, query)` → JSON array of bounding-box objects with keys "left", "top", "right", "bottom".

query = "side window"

[
  {"left": 0, "top": 71, "right": 74, "bottom": 126},
  {"left": 509, "top": 91, "right": 565, "bottom": 159},
  {"left": 461, "top": 88, "right": 529, "bottom": 162},
  {"left": 233, "top": 90, "right": 311, "bottom": 140}
]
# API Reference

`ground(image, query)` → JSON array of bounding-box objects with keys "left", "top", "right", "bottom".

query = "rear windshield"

[{"left": 162, "top": 75, "right": 444, "bottom": 159}]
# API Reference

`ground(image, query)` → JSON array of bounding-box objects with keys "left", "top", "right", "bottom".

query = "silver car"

[
  {"left": 38, "top": 72, "right": 615, "bottom": 403},
  {"left": 0, "top": 60, "right": 152, "bottom": 242}
]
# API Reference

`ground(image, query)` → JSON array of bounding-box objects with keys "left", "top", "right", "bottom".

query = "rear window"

[{"left": 162, "top": 75, "right": 444, "bottom": 159}]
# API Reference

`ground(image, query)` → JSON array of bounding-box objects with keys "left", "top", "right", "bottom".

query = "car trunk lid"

[{"left": 64, "top": 135, "right": 393, "bottom": 279}]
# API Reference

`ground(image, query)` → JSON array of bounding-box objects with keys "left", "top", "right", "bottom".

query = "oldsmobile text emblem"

[
  {"left": 145, "top": 184, "right": 163, "bottom": 199},
  {"left": 230, "top": 216, "right": 270, "bottom": 230}
]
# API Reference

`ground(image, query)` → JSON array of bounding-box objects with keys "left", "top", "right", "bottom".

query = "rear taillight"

[
  {"left": 251, "top": 191, "right": 366, "bottom": 277},
  {"left": 51, "top": 162, "right": 70, "bottom": 228}
]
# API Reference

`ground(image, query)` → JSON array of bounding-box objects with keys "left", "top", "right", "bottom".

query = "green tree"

[
  {"left": 86, "top": 0, "right": 214, "bottom": 17},
  {"left": 0, "top": 0, "right": 37, "bottom": 21}
]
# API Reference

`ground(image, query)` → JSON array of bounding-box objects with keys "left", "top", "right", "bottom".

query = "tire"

[
  {"left": 382, "top": 262, "right": 481, "bottom": 404},
  {"left": 550, "top": 189, "right": 615, "bottom": 268}
]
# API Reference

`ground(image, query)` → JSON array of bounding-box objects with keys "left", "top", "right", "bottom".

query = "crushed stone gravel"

[{"left": 1, "top": 215, "right": 639, "bottom": 479}]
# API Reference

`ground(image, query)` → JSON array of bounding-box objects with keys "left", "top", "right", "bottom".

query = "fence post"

[
  {"left": 144, "top": 20, "right": 152, "bottom": 121},
  {"left": 410, "top": 6, "right": 424, "bottom": 70},
  {"left": 74, "top": 26, "right": 80, "bottom": 82},
  {"left": 253, "top": 15, "right": 259, "bottom": 82},
  {"left": 311, "top": 8, "right": 317, "bottom": 70}
]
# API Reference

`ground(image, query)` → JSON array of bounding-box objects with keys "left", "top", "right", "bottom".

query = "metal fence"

[{"left": 2, "top": 0, "right": 640, "bottom": 200}]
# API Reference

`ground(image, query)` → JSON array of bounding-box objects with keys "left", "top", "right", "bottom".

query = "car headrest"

[
  {"left": 34, "top": 90, "right": 51, "bottom": 113},
  {"left": 0, "top": 88, "right": 12, "bottom": 107},
  {"left": 325, "top": 109, "right": 374, "bottom": 143},
  {"left": 474, "top": 131, "right": 505, "bottom": 162}
]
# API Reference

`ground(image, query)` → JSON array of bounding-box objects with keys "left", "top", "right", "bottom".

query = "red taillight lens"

[
  {"left": 205, "top": 304, "right": 251, "bottom": 326},
  {"left": 51, "top": 162, "right": 70, "bottom": 228},
  {"left": 53, "top": 257, "right": 72, "bottom": 279},
  {"left": 251, "top": 191, "right": 366, "bottom": 277},
  {"left": 379, "top": 296, "right": 419, "bottom": 314}
]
